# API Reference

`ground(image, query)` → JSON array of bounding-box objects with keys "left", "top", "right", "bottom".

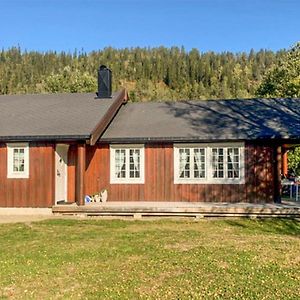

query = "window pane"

[
  {"left": 19, "top": 151, "right": 25, "bottom": 171},
  {"left": 129, "top": 149, "right": 140, "bottom": 178},
  {"left": 19, "top": 163, "right": 25, "bottom": 172},
  {"left": 227, "top": 148, "right": 240, "bottom": 178},
  {"left": 179, "top": 148, "right": 190, "bottom": 178},
  {"left": 13, "top": 159, "right": 19, "bottom": 171},
  {"left": 115, "top": 149, "right": 126, "bottom": 178},
  {"left": 212, "top": 148, "right": 224, "bottom": 178},
  {"left": 194, "top": 148, "right": 205, "bottom": 178},
  {"left": 13, "top": 148, "right": 25, "bottom": 173}
]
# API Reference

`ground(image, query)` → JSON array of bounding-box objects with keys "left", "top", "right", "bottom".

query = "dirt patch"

[{"left": 0, "top": 215, "right": 69, "bottom": 224}]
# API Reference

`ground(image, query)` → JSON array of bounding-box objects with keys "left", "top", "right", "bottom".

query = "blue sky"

[{"left": 0, "top": 0, "right": 299, "bottom": 53}]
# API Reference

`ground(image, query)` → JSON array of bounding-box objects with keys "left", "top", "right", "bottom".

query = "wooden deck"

[{"left": 52, "top": 201, "right": 300, "bottom": 218}]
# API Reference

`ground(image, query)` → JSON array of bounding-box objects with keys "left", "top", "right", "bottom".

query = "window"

[
  {"left": 174, "top": 143, "right": 244, "bottom": 184},
  {"left": 7, "top": 143, "right": 29, "bottom": 178},
  {"left": 177, "top": 147, "right": 206, "bottom": 182},
  {"left": 110, "top": 145, "right": 144, "bottom": 184}
]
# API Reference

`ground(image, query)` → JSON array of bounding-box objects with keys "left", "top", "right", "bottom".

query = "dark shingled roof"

[
  {"left": 101, "top": 98, "right": 300, "bottom": 142},
  {"left": 0, "top": 92, "right": 120, "bottom": 141}
]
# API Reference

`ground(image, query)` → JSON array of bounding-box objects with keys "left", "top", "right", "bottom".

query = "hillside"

[{"left": 0, "top": 46, "right": 286, "bottom": 101}]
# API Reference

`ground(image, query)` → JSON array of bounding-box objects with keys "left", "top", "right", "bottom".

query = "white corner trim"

[
  {"left": 110, "top": 144, "right": 145, "bottom": 184},
  {"left": 174, "top": 142, "right": 245, "bottom": 185},
  {"left": 7, "top": 143, "right": 30, "bottom": 179}
]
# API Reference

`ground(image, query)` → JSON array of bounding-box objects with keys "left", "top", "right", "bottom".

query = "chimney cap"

[{"left": 99, "top": 65, "right": 111, "bottom": 71}]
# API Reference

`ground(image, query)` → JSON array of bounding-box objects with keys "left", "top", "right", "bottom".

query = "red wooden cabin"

[{"left": 0, "top": 67, "right": 299, "bottom": 208}]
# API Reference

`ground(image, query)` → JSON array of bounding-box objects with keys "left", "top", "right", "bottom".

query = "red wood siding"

[
  {"left": 0, "top": 141, "right": 276, "bottom": 206},
  {"left": 245, "top": 143, "right": 275, "bottom": 203},
  {"left": 0, "top": 142, "right": 55, "bottom": 207},
  {"left": 83, "top": 142, "right": 275, "bottom": 203}
]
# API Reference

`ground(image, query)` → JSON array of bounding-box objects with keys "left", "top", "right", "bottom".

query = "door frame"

[{"left": 55, "top": 144, "right": 69, "bottom": 204}]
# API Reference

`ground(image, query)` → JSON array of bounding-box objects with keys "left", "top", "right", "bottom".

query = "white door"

[{"left": 55, "top": 144, "right": 69, "bottom": 204}]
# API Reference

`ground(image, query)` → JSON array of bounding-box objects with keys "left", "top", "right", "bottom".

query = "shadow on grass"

[
  {"left": 38, "top": 218, "right": 145, "bottom": 229},
  {"left": 36, "top": 218, "right": 300, "bottom": 237},
  {"left": 224, "top": 219, "right": 300, "bottom": 237}
]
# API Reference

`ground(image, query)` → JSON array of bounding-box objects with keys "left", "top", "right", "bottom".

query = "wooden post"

[
  {"left": 282, "top": 149, "right": 288, "bottom": 177},
  {"left": 274, "top": 145, "right": 282, "bottom": 203},
  {"left": 76, "top": 143, "right": 86, "bottom": 206}
]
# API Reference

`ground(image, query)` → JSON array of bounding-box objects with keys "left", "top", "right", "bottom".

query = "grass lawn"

[{"left": 0, "top": 218, "right": 299, "bottom": 299}]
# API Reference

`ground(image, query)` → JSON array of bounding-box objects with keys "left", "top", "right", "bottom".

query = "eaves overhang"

[
  {"left": 0, "top": 134, "right": 90, "bottom": 143},
  {"left": 98, "top": 135, "right": 300, "bottom": 144}
]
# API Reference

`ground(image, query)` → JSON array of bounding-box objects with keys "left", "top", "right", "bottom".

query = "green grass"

[{"left": 0, "top": 218, "right": 300, "bottom": 299}]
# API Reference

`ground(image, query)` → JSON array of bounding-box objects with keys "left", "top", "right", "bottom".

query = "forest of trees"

[{"left": 0, "top": 46, "right": 286, "bottom": 101}]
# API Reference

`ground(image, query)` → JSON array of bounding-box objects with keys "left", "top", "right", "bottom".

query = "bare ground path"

[{"left": 0, "top": 215, "right": 56, "bottom": 224}]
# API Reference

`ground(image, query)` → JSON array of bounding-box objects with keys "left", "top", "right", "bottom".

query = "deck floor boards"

[{"left": 53, "top": 201, "right": 300, "bottom": 218}]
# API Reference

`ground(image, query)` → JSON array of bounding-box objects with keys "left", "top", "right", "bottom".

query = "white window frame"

[
  {"left": 174, "top": 145, "right": 207, "bottom": 184},
  {"left": 110, "top": 144, "right": 145, "bottom": 184},
  {"left": 7, "top": 143, "right": 30, "bottom": 179},
  {"left": 174, "top": 143, "right": 245, "bottom": 184}
]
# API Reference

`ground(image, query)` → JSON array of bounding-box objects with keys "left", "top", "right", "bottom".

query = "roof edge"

[
  {"left": 99, "top": 136, "right": 300, "bottom": 144},
  {"left": 89, "top": 89, "right": 128, "bottom": 145},
  {"left": 0, "top": 135, "right": 90, "bottom": 142}
]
